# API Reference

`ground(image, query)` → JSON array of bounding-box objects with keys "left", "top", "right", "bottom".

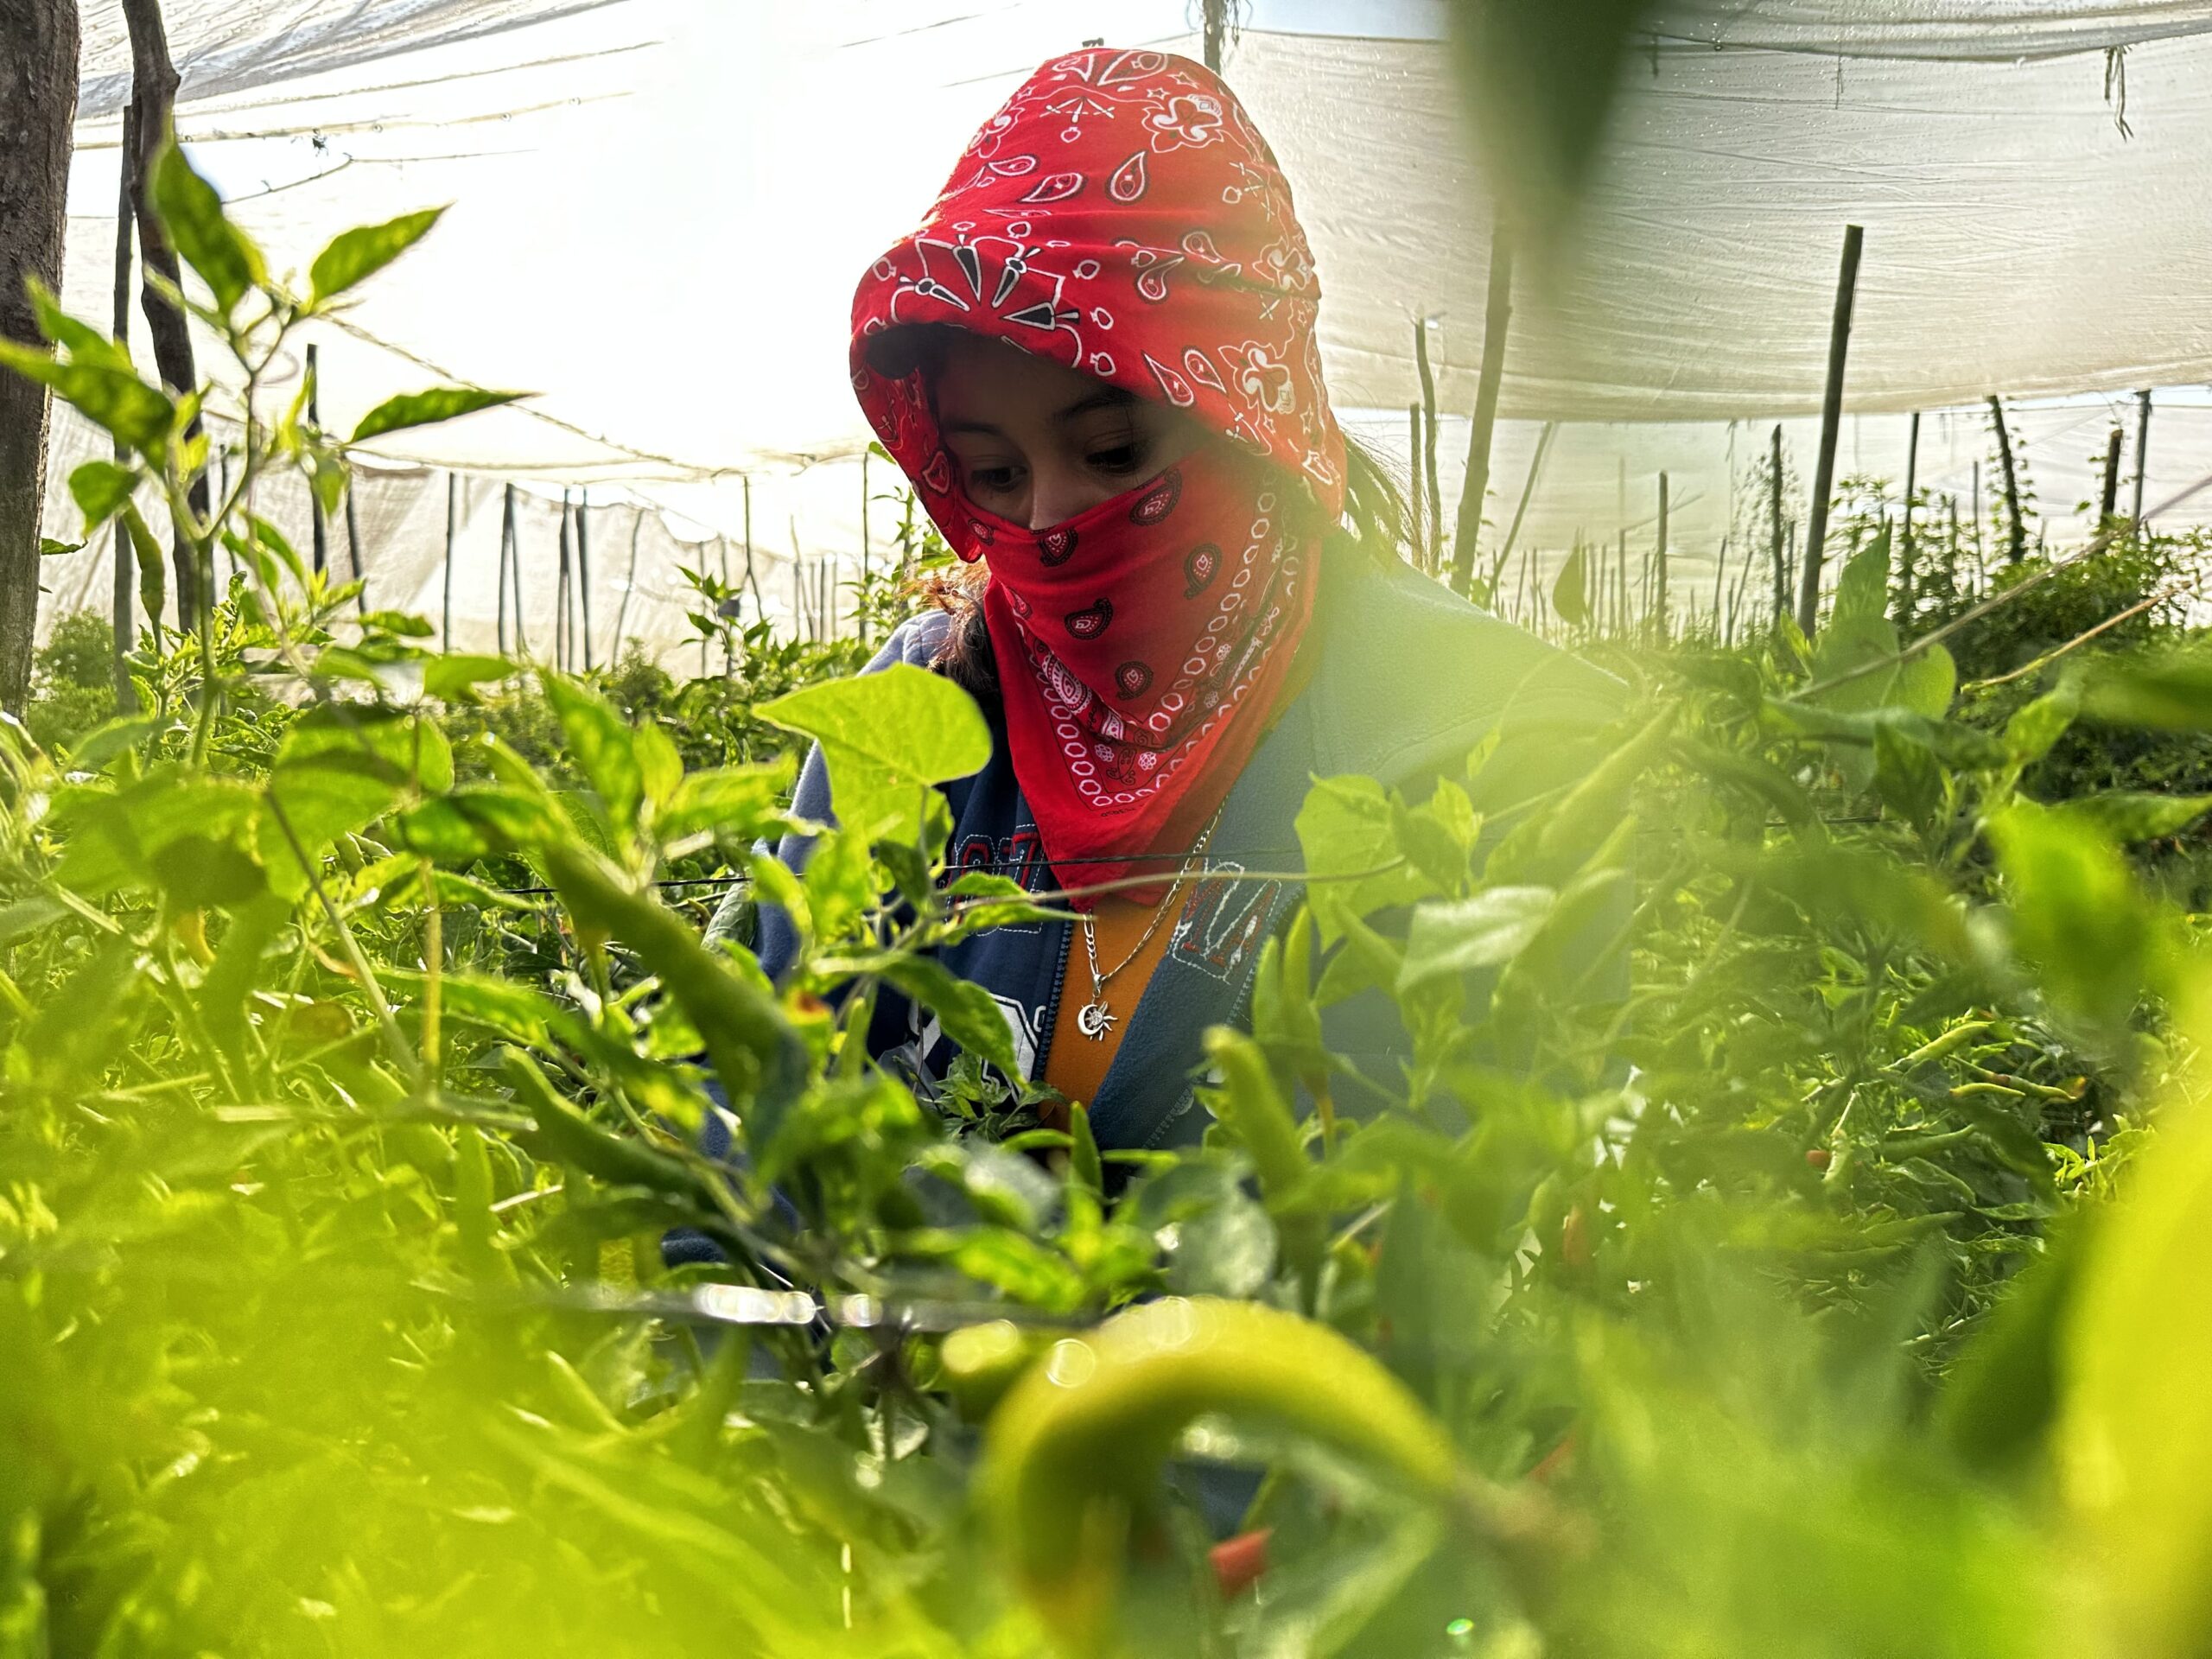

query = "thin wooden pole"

[
  {"left": 1987, "top": 395, "right": 2024, "bottom": 563},
  {"left": 1899, "top": 410, "right": 1921, "bottom": 607},
  {"left": 111, "top": 99, "right": 138, "bottom": 705},
  {"left": 442, "top": 473, "right": 456, "bottom": 652},
  {"left": 307, "top": 342, "right": 328, "bottom": 577},
  {"left": 2099, "top": 426, "right": 2124, "bottom": 522},
  {"left": 576, "top": 488, "right": 594, "bottom": 671},
  {"left": 1414, "top": 319, "right": 1442, "bottom": 574},
  {"left": 717, "top": 535, "right": 733, "bottom": 673},
  {"left": 611, "top": 507, "right": 642, "bottom": 660},
  {"left": 1653, "top": 473, "right": 1669, "bottom": 638},
  {"left": 495, "top": 484, "right": 511, "bottom": 656},
  {"left": 1491, "top": 418, "right": 1554, "bottom": 592},
  {"left": 1616, "top": 529, "right": 1630, "bottom": 639},
  {"left": 556, "top": 488, "right": 573, "bottom": 671},
  {"left": 743, "top": 474, "right": 764, "bottom": 615},
  {"left": 2133, "top": 388, "right": 2153, "bottom": 524},
  {"left": 343, "top": 476, "right": 366, "bottom": 613},
  {"left": 1203, "top": 0, "right": 1227, "bottom": 72},
  {"left": 1712, "top": 532, "right": 1729, "bottom": 640},
  {"left": 1769, "top": 424, "right": 1786, "bottom": 624},
  {"left": 859, "top": 448, "right": 871, "bottom": 642},
  {"left": 1407, "top": 403, "right": 1426, "bottom": 563},
  {"left": 1795, "top": 224, "right": 1865, "bottom": 635},
  {"left": 1452, "top": 230, "right": 1515, "bottom": 595},
  {"left": 1972, "top": 460, "right": 1983, "bottom": 563},
  {"left": 504, "top": 483, "right": 528, "bottom": 658}
]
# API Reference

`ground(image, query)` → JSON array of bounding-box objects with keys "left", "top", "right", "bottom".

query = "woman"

[{"left": 734, "top": 46, "right": 1618, "bottom": 1154}]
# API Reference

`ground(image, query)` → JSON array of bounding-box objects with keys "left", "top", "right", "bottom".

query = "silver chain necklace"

[{"left": 1072, "top": 811, "right": 1224, "bottom": 1041}]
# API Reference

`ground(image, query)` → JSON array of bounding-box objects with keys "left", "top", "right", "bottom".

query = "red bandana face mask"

[
  {"left": 847, "top": 47, "right": 1346, "bottom": 894},
  {"left": 954, "top": 444, "right": 1319, "bottom": 894}
]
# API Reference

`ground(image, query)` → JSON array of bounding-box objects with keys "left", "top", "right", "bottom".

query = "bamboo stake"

[
  {"left": 1490, "top": 418, "right": 1554, "bottom": 594},
  {"left": 1987, "top": 395, "right": 2024, "bottom": 563},
  {"left": 743, "top": 474, "right": 764, "bottom": 616},
  {"left": 2099, "top": 426, "right": 2124, "bottom": 522},
  {"left": 343, "top": 475, "right": 366, "bottom": 613},
  {"left": 555, "top": 488, "right": 573, "bottom": 671},
  {"left": 611, "top": 507, "right": 641, "bottom": 661},
  {"left": 442, "top": 473, "right": 456, "bottom": 653},
  {"left": 503, "top": 483, "right": 528, "bottom": 658},
  {"left": 111, "top": 98, "right": 138, "bottom": 705},
  {"left": 1407, "top": 402, "right": 1426, "bottom": 563},
  {"left": 575, "top": 488, "right": 593, "bottom": 671},
  {"left": 1414, "top": 319, "right": 1442, "bottom": 574},
  {"left": 1769, "top": 424, "right": 1786, "bottom": 624},
  {"left": 1796, "top": 224, "right": 1865, "bottom": 635},
  {"left": 1898, "top": 410, "right": 1920, "bottom": 618},
  {"left": 2133, "top": 389, "right": 2153, "bottom": 524},
  {"left": 308, "top": 342, "right": 328, "bottom": 578},
  {"left": 1653, "top": 473, "right": 1669, "bottom": 638},
  {"left": 1451, "top": 230, "right": 1515, "bottom": 595},
  {"left": 859, "top": 448, "right": 872, "bottom": 643},
  {"left": 495, "top": 483, "right": 511, "bottom": 656}
]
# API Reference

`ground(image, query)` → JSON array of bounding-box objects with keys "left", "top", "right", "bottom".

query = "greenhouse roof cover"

[{"left": 60, "top": 0, "right": 2212, "bottom": 475}]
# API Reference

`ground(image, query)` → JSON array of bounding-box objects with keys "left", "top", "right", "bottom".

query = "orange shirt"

[{"left": 1037, "top": 635, "right": 1317, "bottom": 1124}]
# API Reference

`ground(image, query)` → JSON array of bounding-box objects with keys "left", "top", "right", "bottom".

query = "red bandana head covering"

[{"left": 849, "top": 47, "right": 1345, "bottom": 895}]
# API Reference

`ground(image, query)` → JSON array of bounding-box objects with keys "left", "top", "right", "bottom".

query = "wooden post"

[
  {"left": 1203, "top": 0, "right": 1227, "bottom": 73},
  {"left": 575, "top": 488, "right": 593, "bottom": 670},
  {"left": 343, "top": 474, "right": 366, "bottom": 612},
  {"left": 442, "top": 473, "right": 456, "bottom": 652},
  {"left": 1972, "top": 459, "right": 1982, "bottom": 562},
  {"left": 611, "top": 507, "right": 641, "bottom": 661},
  {"left": 859, "top": 448, "right": 871, "bottom": 643},
  {"left": 503, "top": 483, "right": 527, "bottom": 658},
  {"left": 1451, "top": 230, "right": 1515, "bottom": 596},
  {"left": 1652, "top": 473, "right": 1669, "bottom": 637},
  {"left": 1768, "top": 424, "right": 1786, "bottom": 624},
  {"left": 555, "top": 488, "right": 573, "bottom": 671},
  {"left": 2099, "top": 426, "right": 2124, "bottom": 522},
  {"left": 1407, "top": 403, "right": 1426, "bottom": 563},
  {"left": 1986, "top": 395, "right": 2024, "bottom": 563},
  {"left": 1795, "top": 224, "right": 1865, "bottom": 636},
  {"left": 308, "top": 343, "right": 329, "bottom": 577},
  {"left": 495, "top": 483, "right": 511, "bottom": 656},
  {"left": 1616, "top": 529, "right": 1630, "bottom": 639},
  {"left": 1491, "top": 418, "right": 1554, "bottom": 592},
  {"left": 1413, "top": 318, "right": 1442, "bottom": 574},
  {"left": 1896, "top": 410, "right": 1920, "bottom": 624},
  {"left": 111, "top": 97, "right": 138, "bottom": 707},
  {"left": 120, "top": 0, "right": 210, "bottom": 632},
  {"left": 743, "top": 474, "right": 764, "bottom": 615},
  {"left": 2133, "top": 388, "right": 2152, "bottom": 524},
  {"left": 1711, "top": 531, "right": 1728, "bottom": 641}
]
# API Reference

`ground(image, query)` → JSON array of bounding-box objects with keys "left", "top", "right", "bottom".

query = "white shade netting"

[{"left": 35, "top": 0, "right": 2212, "bottom": 657}]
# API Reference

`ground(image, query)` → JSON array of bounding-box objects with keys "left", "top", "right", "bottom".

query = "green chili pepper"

[
  {"left": 537, "top": 840, "right": 808, "bottom": 1153},
  {"left": 504, "top": 1047, "right": 713, "bottom": 1208},
  {"left": 980, "top": 1296, "right": 1461, "bottom": 1641}
]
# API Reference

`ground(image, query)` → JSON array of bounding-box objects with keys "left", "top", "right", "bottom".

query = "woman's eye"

[
  {"left": 1089, "top": 442, "right": 1147, "bottom": 475},
  {"left": 969, "top": 465, "right": 1020, "bottom": 494}
]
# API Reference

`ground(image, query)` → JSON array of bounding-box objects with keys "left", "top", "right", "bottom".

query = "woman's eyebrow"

[
  {"left": 941, "top": 416, "right": 1005, "bottom": 436},
  {"left": 1054, "top": 388, "right": 1138, "bottom": 423}
]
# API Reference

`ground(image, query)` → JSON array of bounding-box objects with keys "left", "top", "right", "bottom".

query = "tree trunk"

[
  {"left": 0, "top": 0, "right": 80, "bottom": 715},
  {"left": 121, "top": 0, "right": 210, "bottom": 631}
]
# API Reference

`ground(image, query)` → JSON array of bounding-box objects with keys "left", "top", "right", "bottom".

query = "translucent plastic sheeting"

[
  {"left": 1650, "top": 0, "right": 2212, "bottom": 58},
  {"left": 41, "top": 1, "right": 2212, "bottom": 657},
  {"left": 76, "top": 0, "right": 626, "bottom": 120}
]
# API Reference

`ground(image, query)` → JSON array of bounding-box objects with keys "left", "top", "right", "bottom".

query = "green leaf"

[
  {"left": 40, "top": 537, "right": 82, "bottom": 557},
  {"left": 69, "top": 459, "right": 137, "bottom": 528},
  {"left": 422, "top": 653, "right": 516, "bottom": 701},
  {"left": 1826, "top": 525, "right": 1892, "bottom": 635},
  {"left": 261, "top": 707, "right": 453, "bottom": 898},
  {"left": 1873, "top": 721, "right": 1943, "bottom": 829},
  {"left": 2062, "top": 988, "right": 2212, "bottom": 1654},
  {"left": 1989, "top": 802, "right": 2172, "bottom": 1039},
  {"left": 657, "top": 760, "right": 792, "bottom": 842},
  {"left": 150, "top": 138, "right": 264, "bottom": 316},
  {"left": 309, "top": 207, "right": 445, "bottom": 305},
  {"left": 880, "top": 955, "right": 1021, "bottom": 1078},
  {"left": 2056, "top": 792, "right": 2212, "bottom": 845},
  {"left": 2082, "top": 647, "right": 2212, "bottom": 731},
  {"left": 352, "top": 386, "right": 526, "bottom": 444},
  {"left": 543, "top": 674, "right": 647, "bottom": 836},
  {"left": 1550, "top": 543, "right": 1589, "bottom": 626},
  {"left": 1397, "top": 886, "right": 1555, "bottom": 992},
  {"left": 0, "top": 339, "right": 176, "bottom": 452},
  {"left": 1294, "top": 773, "right": 1429, "bottom": 943},
  {"left": 396, "top": 787, "right": 563, "bottom": 863},
  {"left": 2005, "top": 681, "right": 2081, "bottom": 764},
  {"left": 759, "top": 663, "right": 990, "bottom": 846}
]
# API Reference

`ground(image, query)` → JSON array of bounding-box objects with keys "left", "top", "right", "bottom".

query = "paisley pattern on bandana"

[{"left": 846, "top": 47, "right": 1341, "bottom": 894}]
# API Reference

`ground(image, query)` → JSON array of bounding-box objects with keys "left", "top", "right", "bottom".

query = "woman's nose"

[{"left": 1027, "top": 460, "right": 1104, "bottom": 531}]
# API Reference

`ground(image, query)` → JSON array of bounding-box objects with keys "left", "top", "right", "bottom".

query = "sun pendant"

[{"left": 1075, "top": 1000, "right": 1117, "bottom": 1040}]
